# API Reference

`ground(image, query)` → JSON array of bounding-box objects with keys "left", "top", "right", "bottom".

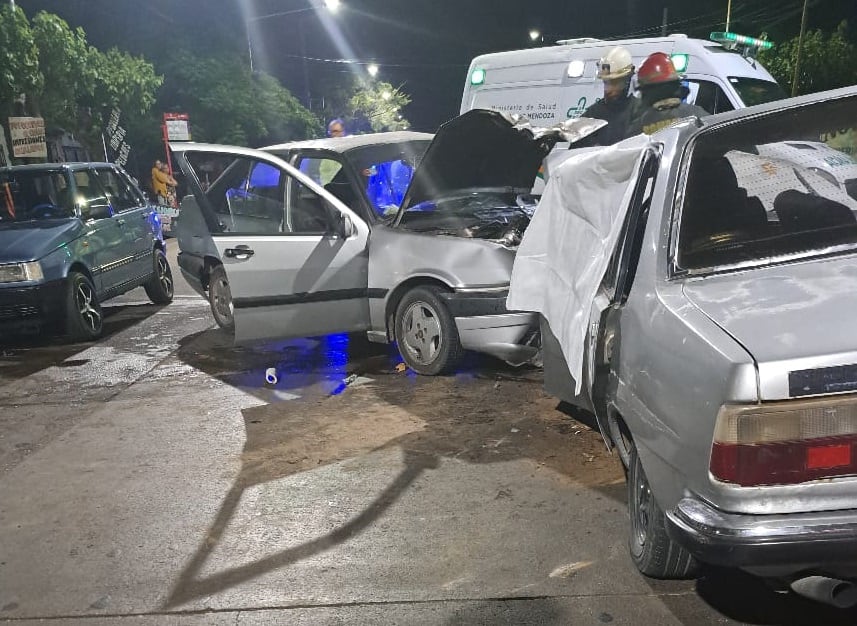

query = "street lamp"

[
  {"left": 529, "top": 29, "right": 541, "bottom": 42},
  {"left": 367, "top": 63, "right": 379, "bottom": 78},
  {"left": 246, "top": 1, "right": 342, "bottom": 106}
]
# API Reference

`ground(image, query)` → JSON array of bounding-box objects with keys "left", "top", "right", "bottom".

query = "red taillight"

[{"left": 711, "top": 396, "right": 857, "bottom": 486}]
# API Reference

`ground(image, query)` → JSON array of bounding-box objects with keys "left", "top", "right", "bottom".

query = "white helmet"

[{"left": 597, "top": 46, "right": 634, "bottom": 80}]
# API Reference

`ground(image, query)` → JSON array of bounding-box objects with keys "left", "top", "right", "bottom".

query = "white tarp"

[{"left": 507, "top": 135, "right": 650, "bottom": 393}]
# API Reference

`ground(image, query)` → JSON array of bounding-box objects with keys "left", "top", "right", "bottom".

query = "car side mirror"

[{"left": 340, "top": 213, "right": 355, "bottom": 238}]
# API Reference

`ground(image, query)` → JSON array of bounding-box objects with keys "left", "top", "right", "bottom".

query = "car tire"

[
  {"left": 144, "top": 249, "right": 174, "bottom": 305},
  {"left": 394, "top": 285, "right": 462, "bottom": 375},
  {"left": 628, "top": 442, "right": 699, "bottom": 579},
  {"left": 208, "top": 264, "right": 235, "bottom": 332},
  {"left": 65, "top": 271, "right": 103, "bottom": 341}
]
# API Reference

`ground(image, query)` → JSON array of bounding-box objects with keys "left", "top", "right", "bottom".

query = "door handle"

[{"left": 225, "top": 246, "right": 255, "bottom": 259}]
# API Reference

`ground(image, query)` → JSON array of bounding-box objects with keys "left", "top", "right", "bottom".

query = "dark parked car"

[{"left": 0, "top": 162, "right": 173, "bottom": 340}]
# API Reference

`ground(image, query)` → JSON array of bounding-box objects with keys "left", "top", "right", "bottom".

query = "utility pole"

[
  {"left": 661, "top": 7, "right": 668, "bottom": 36},
  {"left": 791, "top": 0, "right": 810, "bottom": 96},
  {"left": 726, "top": 0, "right": 732, "bottom": 31}
]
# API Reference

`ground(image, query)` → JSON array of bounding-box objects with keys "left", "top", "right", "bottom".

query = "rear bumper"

[
  {"left": 441, "top": 291, "right": 538, "bottom": 364},
  {"left": 667, "top": 496, "right": 857, "bottom": 572},
  {"left": 0, "top": 279, "right": 67, "bottom": 334}
]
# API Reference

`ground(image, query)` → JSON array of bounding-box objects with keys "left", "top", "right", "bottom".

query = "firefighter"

[
  {"left": 578, "top": 46, "right": 637, "bottom": 146},
  {"left": 627, "top": 52, "right": 708, "bottom": 136}
]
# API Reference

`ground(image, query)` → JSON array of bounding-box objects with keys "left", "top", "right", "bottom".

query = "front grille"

[{"left": 0, "top": 303, "right": 39, "bottom": 320}]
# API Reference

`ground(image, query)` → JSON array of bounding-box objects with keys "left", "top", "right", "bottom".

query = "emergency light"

[
  {"left": 470, "top": 68, "right": 486, "bottom": 86},
  {"left": 670, "top": 54, "right": 689, "bottom": 73},
  {"left": 710, "top": 32, "right": 773, "bottom": 50}
]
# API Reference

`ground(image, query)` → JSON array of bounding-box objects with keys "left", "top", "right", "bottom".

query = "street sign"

[
  {"left": 8, "top": 117, "right": 46, "bottom": 158},
  {"left": 164, "top": 113, "right": 191, "bottom": 141}
]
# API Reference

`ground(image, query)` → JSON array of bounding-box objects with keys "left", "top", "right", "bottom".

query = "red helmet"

[{"left": 637, "top": 52, "right": 680, "bottom": 87}]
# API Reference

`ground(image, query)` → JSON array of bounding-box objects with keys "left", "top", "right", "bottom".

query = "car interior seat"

[
  {"left": 773, "top": 188, "right": 856, "bottom": 232},
  {"left": 682, "top": 156, "right": 768, "bottom": 245}
]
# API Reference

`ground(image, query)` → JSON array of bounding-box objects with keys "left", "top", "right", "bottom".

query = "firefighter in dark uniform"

[{"left": 627, "top": 52, "right": 709, "bottom": 136}]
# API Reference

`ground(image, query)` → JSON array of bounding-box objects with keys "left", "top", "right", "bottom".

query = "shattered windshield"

[
  {"left": 0, "top": 170, "right": 75, "bottom": 223},
  {"left": 678, "top": 94, "right": 857, "bottom": 272}
]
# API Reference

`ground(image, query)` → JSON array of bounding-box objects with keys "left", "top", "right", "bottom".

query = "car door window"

[
  {"left": 73, "top": 170, "right": 112, "bottom": 219},
  {"left": 686, "top": 80, "right": 735, "bottom": 115},
  {"left": 92, "top": 168, "right": 140, "bottom": 213},
  {"left": 299, "top": 156, "right": 343, "bottom": 187},
  {"left": 286, "top": 174, "right": 333, "bottom": 234},
  {"left": 199, "top": 155, "right": 285, "bottom": 235}
]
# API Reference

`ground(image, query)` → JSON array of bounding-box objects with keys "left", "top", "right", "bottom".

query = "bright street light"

[
  {"left": 529, "top": 29, "right": 541, "bottom": 42},
  {"left": 367, "top": 63, "right": 379, "bottom": 78},
  {"left": 323, "top": 0, "right": 341, "bottom": 12}
]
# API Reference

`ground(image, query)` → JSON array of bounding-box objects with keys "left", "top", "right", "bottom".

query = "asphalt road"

[{"left": 1, "top": 241, "right": 855, "bottom": 625}]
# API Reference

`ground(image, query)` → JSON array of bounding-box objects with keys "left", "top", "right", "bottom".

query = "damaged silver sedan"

[
  {"left": 172, "top": 110, "right": 599, "bottom": 374},
  {"left": 514, "top": 86, "right": 857, "bottom": 606}
]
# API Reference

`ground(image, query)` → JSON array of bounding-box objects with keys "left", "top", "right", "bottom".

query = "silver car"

[
  {"left": 171, "top": 110, "right": 570, "bottom": 374},
  {"left": 536, "top": 87, "right": 857, "bottom": 605}
]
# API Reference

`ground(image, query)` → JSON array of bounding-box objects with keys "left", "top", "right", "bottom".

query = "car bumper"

[
  {"left": 0, "top": 280, "right": 67, "bottom": 333},
  {"left": 177, "top": 252, "right": 206, "bottom": 297},
  {"left": 667, "top": 495, "right": 857, "bottom": 572},
  {"left": 440, "top": 291, "right": 539, "bottom": 364}
]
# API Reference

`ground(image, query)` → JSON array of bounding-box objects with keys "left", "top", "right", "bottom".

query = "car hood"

[
  {"left": 397, "top": 109, "right": 605, "bottom": 215},
  {"left": 0, "top": 219, "right": 83, "bottom": 263},
  {"left": 682, "top": 254, "right": 857, "bottom": 400}
]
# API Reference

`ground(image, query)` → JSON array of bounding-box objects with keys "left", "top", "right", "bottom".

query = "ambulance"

[{"left": 460, "top": 32, "right": 785, "bottom": 124}]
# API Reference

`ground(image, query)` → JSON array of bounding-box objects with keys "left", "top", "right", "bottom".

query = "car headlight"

[{"left": 0, "top": 261, "right": 45, "bottom": 283}]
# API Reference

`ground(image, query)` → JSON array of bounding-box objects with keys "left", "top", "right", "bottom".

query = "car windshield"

[
  {"left": 729, "top": 76, "right": 787, "bottom": 107},
  {"left": 342, "top": 141, "right": 429, "bottom": 218},
  {"left": 678, "top": 94, "right": 857, "bottom": 273},
  {"left": 0, "top": 170, "right": 75, "bottom": 223}
]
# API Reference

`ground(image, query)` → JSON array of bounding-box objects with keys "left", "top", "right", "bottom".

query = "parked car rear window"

[
  {"left": 0, "top": 169, "right": 75, "bottom": 222},
  {"left": 678, "top": 94, "right": 857, "bottom": 273}
]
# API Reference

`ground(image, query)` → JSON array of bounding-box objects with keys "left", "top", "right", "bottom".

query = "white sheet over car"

[{"left": 507, "top": 135, "right": 650, "bottom": 393}]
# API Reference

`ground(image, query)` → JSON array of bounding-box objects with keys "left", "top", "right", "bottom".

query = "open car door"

[
  {"left": 541, "top": 147, "right": 660, "bottom": 448},
  {"left": 171, "top": 143, "right": 370, "bottom": 343}
]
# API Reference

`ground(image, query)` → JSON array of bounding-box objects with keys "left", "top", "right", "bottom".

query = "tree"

[
  {"left": 348, "top": 81, "right": 411, "bottom": 133},
  {"left": 158, "top": 50, "right": 320, "bottom": 146},
  {"left": 0, "top": 6, "right": 162, "bottom": 163},
  {"left": 758, "top": 21, "right": 857, "bottom": 96}
]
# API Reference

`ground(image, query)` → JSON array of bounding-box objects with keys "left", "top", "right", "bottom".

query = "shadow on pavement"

[
  {"left": 0, "top": 303, "right": 164, "bottom": 382},
  {"left": 165, "top": 337, "right": 626, "bottom": 609}
]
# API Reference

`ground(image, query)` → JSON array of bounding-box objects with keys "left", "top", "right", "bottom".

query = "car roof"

[
  {"left": 263, "top": 130, "right": 433, "bottom": 154},
  {"left": 0, "top": 162, "right": 117, "bottom": 173}
]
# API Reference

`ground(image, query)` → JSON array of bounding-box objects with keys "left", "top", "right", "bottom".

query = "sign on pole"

[
  {"left": 8, "top": 117, "right": 47, "bottom": 158},
  {"left": 105, "top": 108, "right": 131, "bottom": 167},
  {"left": 163, "top": 113, "right": 191, "bottom": 141}
]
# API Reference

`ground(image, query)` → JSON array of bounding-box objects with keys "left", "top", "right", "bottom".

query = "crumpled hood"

[
  {"left": 398, "top": 109, "right": 605, "bottom": 214},
  {"left": 0, "top": 219, "right": 84, "bottom": 264},
  {"left": 682, "top": 254, "right": 857, "bottom": 400}
]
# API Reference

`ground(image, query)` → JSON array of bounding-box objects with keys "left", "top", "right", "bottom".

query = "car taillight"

[{"left": 710, "top": 395, "right": 857, "bottom": 486}]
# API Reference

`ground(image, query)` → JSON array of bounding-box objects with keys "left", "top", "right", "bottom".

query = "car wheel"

[
  {"left": 394, "top": 285, "right": 462, "bottom": 375},
  {"left": 208, "top": 264, "right": 234, "bottom": 332},
  {"left": 143, "top": 249, "right": 174, "bottom": 305},
  {"left": 65, "top": 271, "right": 103, "bottom": 341},
  {"left": 628, "top": 442, "right": 698, "bottom": 579}
]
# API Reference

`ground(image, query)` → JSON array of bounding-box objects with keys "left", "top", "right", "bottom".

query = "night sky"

[{"left": 16, "top": 0, "right": 857, "bottom": 131}]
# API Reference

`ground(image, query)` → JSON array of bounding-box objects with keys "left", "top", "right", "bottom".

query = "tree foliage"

[
  {"left": 159, "top": 50, "right": 320, "bottom": 146},
  {"left": 348, "top": 81, "right": 411, "bottom": 133},
  {"left": 0, "top": 5, "right": 162, "bottom": 161},
  {"left": 758, "top": 21, "right": 857, "bottom": 96}
]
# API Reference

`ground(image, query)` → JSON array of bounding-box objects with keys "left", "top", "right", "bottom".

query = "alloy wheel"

[
  {"left": 401, "top": 301, "right": 442, "bottom": 365},
  {"left": 75, "top": 280, "right": 101, "bottom": 332}
]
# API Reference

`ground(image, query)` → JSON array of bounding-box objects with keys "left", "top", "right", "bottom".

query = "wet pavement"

[{"left": 1, "top": 243, "right": 856, "bottom": 625}]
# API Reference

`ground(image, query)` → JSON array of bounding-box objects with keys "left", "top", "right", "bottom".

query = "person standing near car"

[
  {"left": 626, "top": 52, "right": 709, "bottom": 137},
  {"left": 577, "top": 46, "right": 638, "bottom": 147},
  {"left": 151, "top": 159, "right": 176, "bottom": 205}
]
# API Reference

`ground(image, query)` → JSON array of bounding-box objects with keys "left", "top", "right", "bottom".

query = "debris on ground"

[
  {"left": 549, "top": 561, "right": 594, "bottom": 578},
  {"left": 264, "top": 367, "right": 278, "bottom": 385},
  {"left": 395, "top": 363, "right": 408, "bottom": 373}
]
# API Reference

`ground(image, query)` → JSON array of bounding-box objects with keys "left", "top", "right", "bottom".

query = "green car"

[{"left": 0, "top": 162, "right": 173, "bottom": 340}]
